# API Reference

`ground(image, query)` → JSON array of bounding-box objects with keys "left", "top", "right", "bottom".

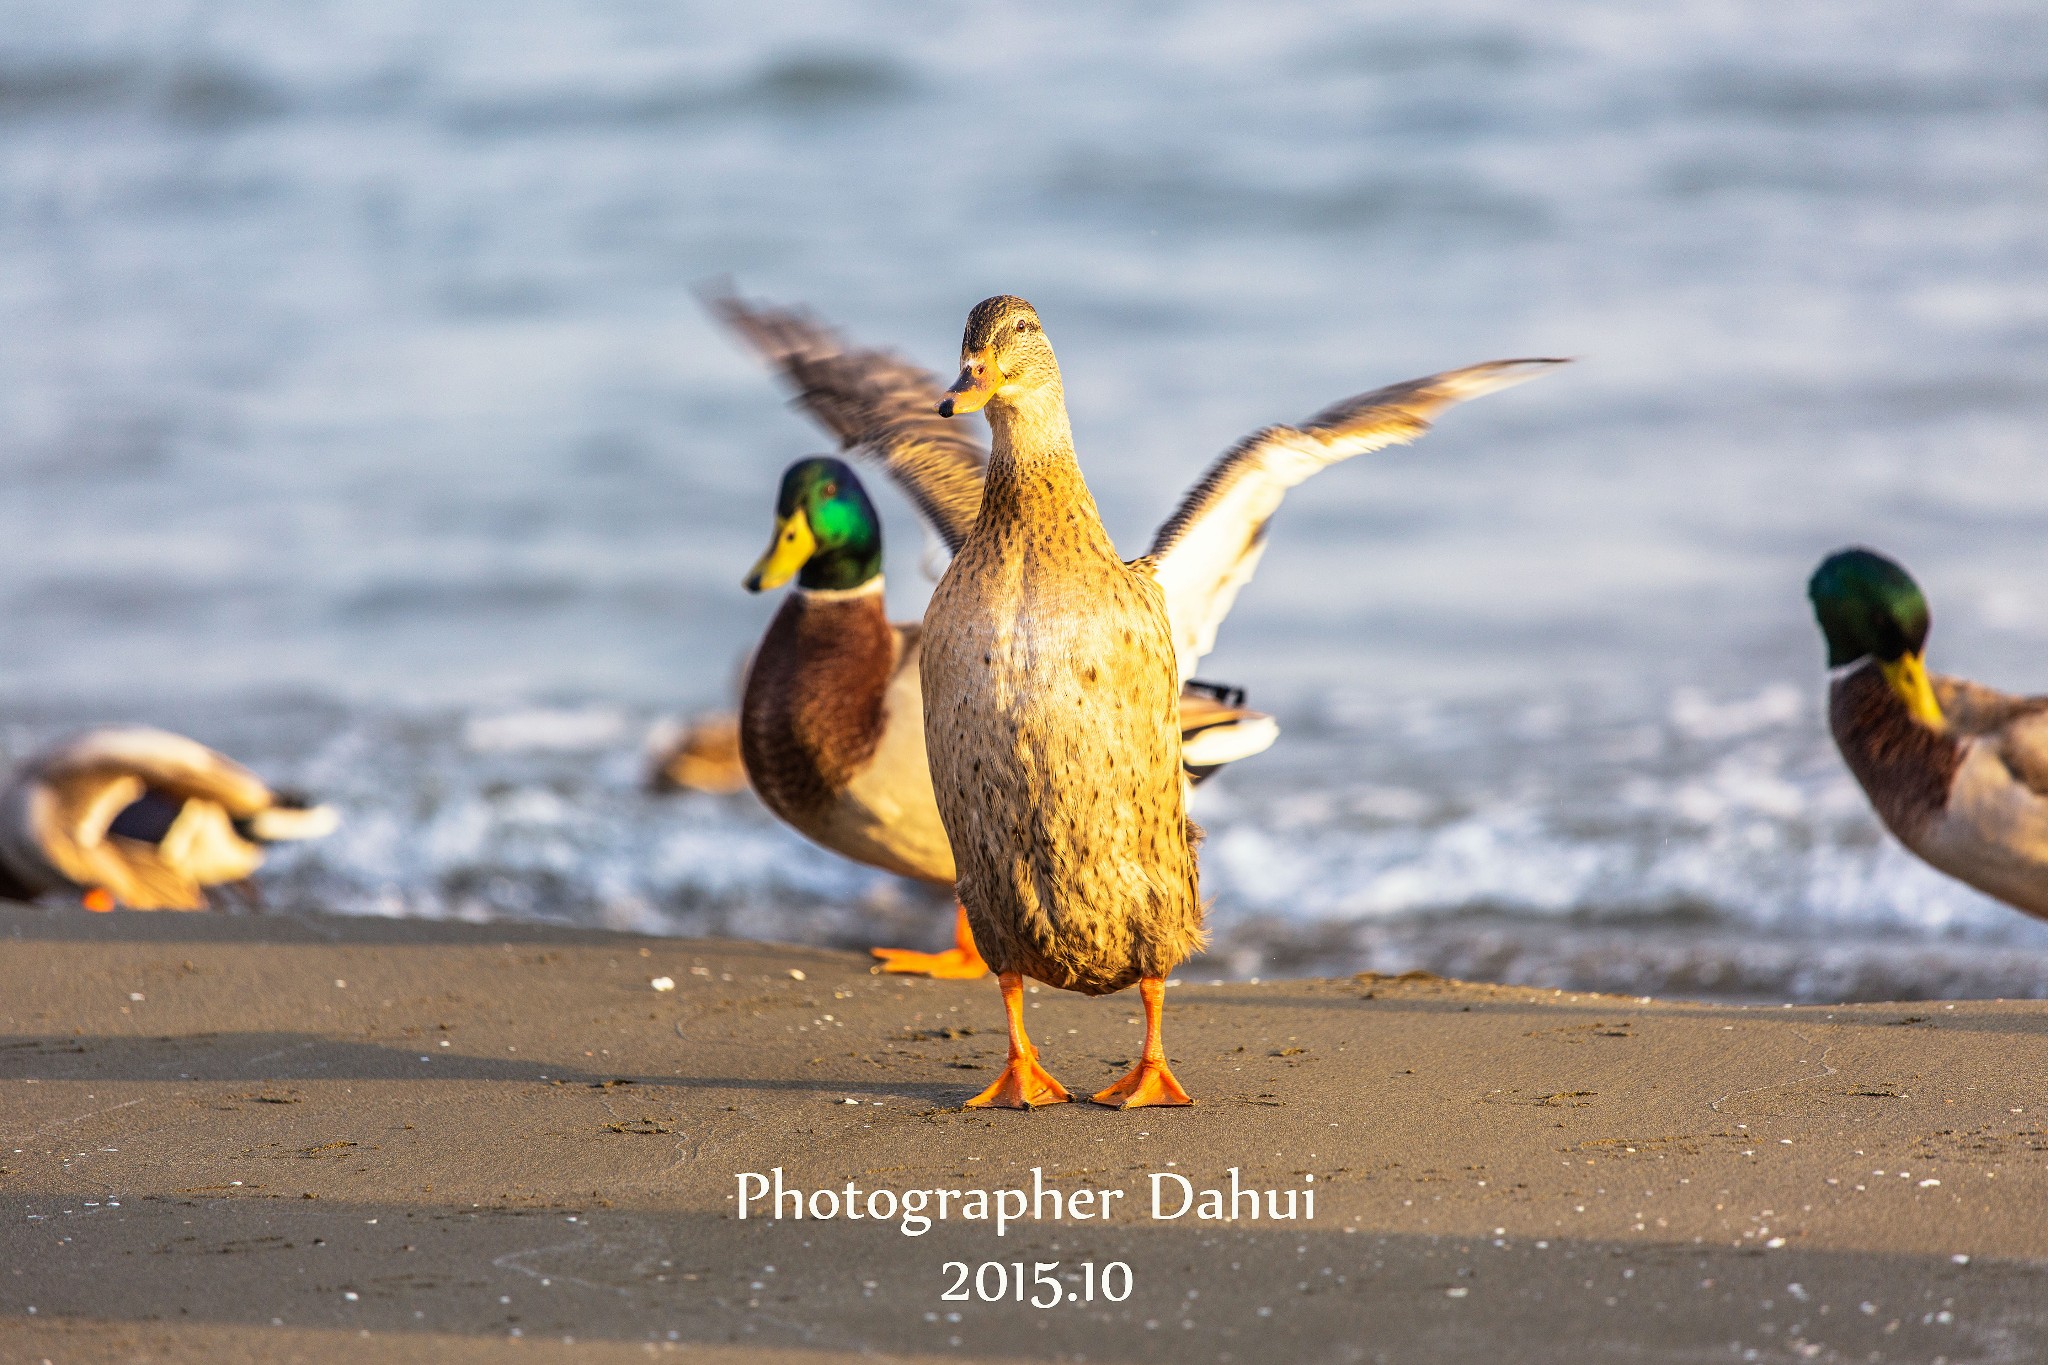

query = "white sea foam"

[
  {"left": 3, "top": 679, "right": 2032, "bottom": 1004},
  {"left": 463, "top": 709, "right": 628, "bottom": 754}
]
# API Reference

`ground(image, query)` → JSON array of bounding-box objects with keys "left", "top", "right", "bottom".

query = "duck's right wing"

[
  {"left": 711, "top": 293, "right": 988, "bottom": 552},
  {"left": 1139, "top": 358, "right": 1568, "bottom": 684}
]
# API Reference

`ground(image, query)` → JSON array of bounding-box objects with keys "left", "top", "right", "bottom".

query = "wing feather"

[
  {"left": 1935, "top": 677, "right": 2048, "bottom": 799},
  {"left": 29, "top": 728, "right": 275, "bottom": 816},
  {"left": 1143, "top": 358, "right": 1568, "bottom": 682},
  {"left": 1999, "top": 712, "right": 2048, "bottom": 798},
  {"left": 711, "top": 293, "right": 988, "bottom": 552}
]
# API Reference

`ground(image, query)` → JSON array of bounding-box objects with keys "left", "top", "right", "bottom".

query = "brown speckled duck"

[
  {"left": 0, "top": 727, "right": 337, "bottom": 911},
  {"left": 718, "top": 297, "right": 1278, "bottom": 979},
  {"left": 923, "top": 294, "right": 1565, "bottom": 1108},
  {"left": 1810, "top": 548, "right": 2048, "bottom": 918}
]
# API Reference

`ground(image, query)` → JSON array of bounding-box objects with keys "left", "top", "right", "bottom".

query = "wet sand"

[{"left": 4, "top": 905, "right": 2046, "bottom": 1363}]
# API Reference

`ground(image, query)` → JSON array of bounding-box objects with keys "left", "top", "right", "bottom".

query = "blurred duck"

[
  {"left": 647, "top": 710, "right": 749, "bottom": 794},
  {"left": 0, "top": 727, "right": 338, "bottom": 912},
  {"left": 919, "top": 293, "right": 1564, "bottom": 1108},
  {"left": 1810, "top": 548, "right": 2048, "bottom": 918}
]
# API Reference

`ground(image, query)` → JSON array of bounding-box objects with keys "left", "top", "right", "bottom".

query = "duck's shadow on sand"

[{"left": 0, "top": 1031, "right": 957, "bottom": 1100}]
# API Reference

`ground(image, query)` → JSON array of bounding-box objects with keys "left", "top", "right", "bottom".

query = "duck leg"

[
  {"left": 1092, "top": 977, "right": 1192, "bottom": 1108},
  {"left": 869, "top": 903, "right": 990, "bottom": 979},
  {"left": 965, "top": 972, "right": 1070, "bottom": 1109}
]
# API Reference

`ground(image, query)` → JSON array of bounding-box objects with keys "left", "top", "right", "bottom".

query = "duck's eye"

[{"left": 821, "top": 482, "right": 838, "bottom": 499}]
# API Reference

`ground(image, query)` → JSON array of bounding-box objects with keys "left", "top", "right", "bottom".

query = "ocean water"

[{"left": 2, "top": 0, "right": 2047, "bottom": 1000}]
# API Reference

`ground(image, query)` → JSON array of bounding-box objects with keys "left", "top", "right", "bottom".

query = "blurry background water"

[{"left": 2, "top": 0, "right": 2046, "bottom": 1001}]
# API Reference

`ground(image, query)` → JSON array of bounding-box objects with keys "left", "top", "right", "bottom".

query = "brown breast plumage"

[
  {"left": 739, "top": 590, "right": 899, "bottom": 828},
  {"left": 920, "top": 462, "right": 1205, "bottom": 997},
  {"left": 1830, "top": 662, "right": 1965, "bottom": 842}
]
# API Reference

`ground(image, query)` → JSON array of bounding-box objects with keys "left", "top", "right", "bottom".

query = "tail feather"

[
  {"left": 1181, "top": 712, "right": 1280, "bottom": 771},
  {"left": 241, "top": 804, "right": 339, "bottom": 844}
]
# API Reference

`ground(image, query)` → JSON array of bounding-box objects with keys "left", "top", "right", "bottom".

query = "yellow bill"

[
  {"left": 938, "top": 348, "right": 1002, "bottom": 417},
  {"left": 1880, "top": 651, "right": 1944, "bottom": 729},
  {"left": 744, "top": 511, "right": 817, "bottom": 592}
]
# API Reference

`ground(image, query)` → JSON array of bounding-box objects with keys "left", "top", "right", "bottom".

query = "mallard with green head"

[
  {"left": 740, "top": 456, "right": 958, "bottom": 903},
  {"left": 920, "top": 293, "right": 1565, "bottom": 1109},
  {"left": 1810, "top": 547, "right": 2048, "bottom": 918}
]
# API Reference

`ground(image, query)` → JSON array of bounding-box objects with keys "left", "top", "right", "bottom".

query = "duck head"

[
  {"left": 938, "top": 295, "right": 1059, "bottom": 417},
  {"left": 1808, "top": 547, "right": 1943, "bottom": 729},
  {"left": 745, "top": 457, "right": 883, "bottom": 593}
]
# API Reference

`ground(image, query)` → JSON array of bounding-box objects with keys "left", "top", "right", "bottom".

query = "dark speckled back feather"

[{"left": 712, "top": 293, "right": 988, "bottom": 552}]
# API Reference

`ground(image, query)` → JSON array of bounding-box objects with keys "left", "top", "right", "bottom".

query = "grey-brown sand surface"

[{"left": 4, "top": 907, "right": 2047, "bottom": 1364}]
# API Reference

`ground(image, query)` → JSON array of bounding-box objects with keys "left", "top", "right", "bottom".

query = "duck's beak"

[
  {"left": 1880, "top": 650, "right": 1944, "bottom": 729},
  {"left": 938, "top": 347, "right": 1001, "bottom": 418},
  {"left": 744, "top": 511, "right": 816, "bottom": 593}
]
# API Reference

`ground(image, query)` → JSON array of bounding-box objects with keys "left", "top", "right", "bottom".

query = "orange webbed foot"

[
  {"left": 871, "top": 904, "right": 990, "bottom": 979},
  {"left": 964, "top": 1053, "right": 1071, "bottom": 1109},
  {"left": 1092, "top": 1058, "right": 1193, "bottom": 1109},
  {"left": 868, "top": 945, "right": 989, "bottom": 980}
]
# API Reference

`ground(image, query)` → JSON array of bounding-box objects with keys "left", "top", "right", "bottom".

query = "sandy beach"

[{"left": 1, "top": 905, "right": 2044, "bottom": 1362}]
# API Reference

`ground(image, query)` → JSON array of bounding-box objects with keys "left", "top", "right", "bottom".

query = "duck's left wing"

[
  {"left": 1137, "top": 358, "right": 1568, "bottom": 683},
  {"left": 711, "top": 293, "right": 989, "bottom": 552}
]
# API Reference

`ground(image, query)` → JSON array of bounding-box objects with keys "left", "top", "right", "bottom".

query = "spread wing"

[
  {"left": 1140, "top": 358, "right": 1568, "bottom": 683},
  {"left": 710, "top": 293, "right": 987, "bottom": 552}
]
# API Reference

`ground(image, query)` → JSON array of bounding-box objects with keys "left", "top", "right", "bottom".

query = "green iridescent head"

[
  {"left": 744, "top": 457, "right": 883, "bottom": 594},
  {"left": 1807, "top": 547, "right": 1930, "bottom": 668}
]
